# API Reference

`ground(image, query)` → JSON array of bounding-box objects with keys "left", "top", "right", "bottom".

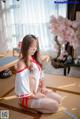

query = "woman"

[{"left": 15, "top": 34, "right": 62, "bottom": 113}]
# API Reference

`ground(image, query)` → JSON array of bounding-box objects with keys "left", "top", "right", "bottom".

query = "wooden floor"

[{"left": 0, "top": 74, "right": 80, "bottom": 119}]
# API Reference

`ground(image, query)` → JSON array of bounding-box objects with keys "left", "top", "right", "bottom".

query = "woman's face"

[{"left": 28, "top": 39, "right": 37, "bottom": 55}]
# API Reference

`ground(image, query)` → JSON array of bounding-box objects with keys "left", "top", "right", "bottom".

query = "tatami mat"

[
  {"left": 0, "top": 74, "right": 80, "bottom": 97},
  {"left": 0, "top": 75, "right": 15, "bottom": 97},
  {"left": 45, "top": 74, "right": 80, "bottom": 95},
  {"left": 0, "top": 106, "right": 34, "bottom": 119},
  {"left": 0, "top": 90, "right": 80, "bottom": 119},
  {"left": 0, "top": 74, "right": 80, "bottom": 119}
]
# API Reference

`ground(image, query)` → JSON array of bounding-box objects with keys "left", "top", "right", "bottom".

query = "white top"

[{"left": 15, "top": 58, "right": 44, "bottom": 98}]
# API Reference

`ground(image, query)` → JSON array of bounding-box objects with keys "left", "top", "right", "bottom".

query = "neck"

[{"left": 28, "top": 55, "right": 32, "bottom": 61}]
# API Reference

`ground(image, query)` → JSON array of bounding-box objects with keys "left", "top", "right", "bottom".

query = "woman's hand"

[
  {"left": 41, "top": 88, "right": 49, "bottom": 94},
  {"left": 30, "top": 92, "right": 46, "bottom": 99},
  {"left": 34, "top": 92, "right": 45, "bottom": 99},
  {"left": 41, "top": 88, "right": 52, "bottom": 95},
  {"left": 41, "top": 55, "right": 50, "bottom": 63}
]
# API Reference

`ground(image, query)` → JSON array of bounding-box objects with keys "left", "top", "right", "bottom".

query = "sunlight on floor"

[
  {"left": 58, "top": 83, "right": 76, "bottom": 88},
  {"left": 0, "top": 95, "right": 17, "bottom": 100}
]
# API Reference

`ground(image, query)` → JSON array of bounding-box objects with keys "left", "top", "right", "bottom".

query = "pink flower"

[{"left": 49, "top": 15, "right": 80, "bottom": 49}]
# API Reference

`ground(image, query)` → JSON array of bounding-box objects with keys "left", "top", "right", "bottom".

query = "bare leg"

[
  {"left": 19, "top": 93, "right": 60, "bottom": 114},
  {"left": 45, "top": 89, "right": 62, "bottom": 104},
  {"left": 28, "top": 97, "right": 59, "bottom": 113}
]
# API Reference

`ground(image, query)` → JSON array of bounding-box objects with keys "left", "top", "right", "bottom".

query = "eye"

[{"left": 30, "top": 45, "right": 37, "bottom": 49}]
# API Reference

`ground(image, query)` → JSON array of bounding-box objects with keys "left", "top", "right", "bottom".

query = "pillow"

[{"left": 0, "top": 69, "right": 12, "bottom": 79}]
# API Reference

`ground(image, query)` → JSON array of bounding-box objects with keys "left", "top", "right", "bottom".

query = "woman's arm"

[
  {"left": 16, "top": 59, "right": 26, "bottom": 71},
  {"left": 39, "top": 79, "right": 46, "bottom": 89},
  {"left": 40, "top": 55, "right": 50, "bottom": 63},
  {"left": 38, "top": 52, "right": 50, "bottom": 65},
  {"left": 39, "top": 79, "right": 51, "bottom": 94},
  {"left": 39, "top": 79, "right": 47, "bottom": 94}
]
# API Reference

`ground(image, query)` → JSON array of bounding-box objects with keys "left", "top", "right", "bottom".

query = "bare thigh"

[
  {"left": 28, "top": 97, "right": 59, "bottom": 113},
  {"left": 45, "top": 89, "right": 62, "bottom": 104}
]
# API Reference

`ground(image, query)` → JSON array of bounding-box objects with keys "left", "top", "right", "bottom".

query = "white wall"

[{"left": 0, "top": 1, "right": 9, "bottom": 52}]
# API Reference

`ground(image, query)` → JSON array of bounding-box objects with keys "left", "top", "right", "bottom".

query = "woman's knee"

[
  {"left": 50, "top": 92, "right": 62, "bottom": 104},
  {"left": 50, "top": 101, "right": 59, "bottom": 113},
  {"left": 39, "top": 99, "right": 59, "bottom": 113},
  {"left": 58, "top": 95, "right": 63, "bottom": 104}
]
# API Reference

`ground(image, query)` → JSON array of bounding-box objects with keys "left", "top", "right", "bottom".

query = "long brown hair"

[{"left": 21, "top": 34, "right": 41, "bottom": 67}]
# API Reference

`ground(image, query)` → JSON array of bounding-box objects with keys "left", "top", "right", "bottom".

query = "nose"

[{"left": 33, "top": 47, "right": 37, "bottom": 51}]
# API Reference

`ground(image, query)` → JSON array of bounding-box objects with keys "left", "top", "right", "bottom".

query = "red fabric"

[
  {"left": 16, "top": 56, "right": 42, "bottom": 74},
  {"left": 32, "top": 57, "right": 42, "bottom": 70},
  {"left": 26, "top": 97, "right": 29, "bottom": 107},
  {"left": 16, "top": 66, "right": 28, "bottom": 73},
  {"left": 22, "top": 97, "right": 30, "bottom": 108},
  {"left": 22, "top": 97, "right": 25, "bottom": 106}
]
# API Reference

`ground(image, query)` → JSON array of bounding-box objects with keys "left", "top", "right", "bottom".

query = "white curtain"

[{"left": 0, "top": 0, "right": 67, "bottom": 52}]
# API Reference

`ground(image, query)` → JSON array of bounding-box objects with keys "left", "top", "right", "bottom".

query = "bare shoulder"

[{"left": 16, "top": 59, "right": 26, "bottom": 71}]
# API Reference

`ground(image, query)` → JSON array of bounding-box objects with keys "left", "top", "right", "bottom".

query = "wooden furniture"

[
  {"left": 51, "top": 59, "right": 80, "bottom": 76},
  {"left": 13, "top": 48, "right": 20, "bottom": 56},
  {"left": 0, "top": 56, "right": 18, "bottom": 72},
  {"left": 0, "top": 54, "right": 4, "bottom": 58},
  {"left": 64, "top": 62, "right": 80, "bottom": 76}
]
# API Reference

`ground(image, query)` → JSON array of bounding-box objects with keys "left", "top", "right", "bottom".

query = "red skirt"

[{"left": 22, "top": 97, "right": 30, "bottom": 108}]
